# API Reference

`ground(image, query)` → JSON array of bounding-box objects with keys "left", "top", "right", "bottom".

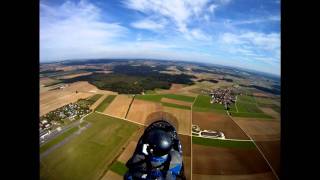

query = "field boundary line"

[
  {"left": 95, "top": 111, "right": 191, "bottom": 136},
  {"left": 227, "top": 114, "right": 279, "bottom": 180},
  {"left": 190, "top": 94, "right": 198, "bottom": 180},
  {"left": 125, "top": 95, "right": 135, "bottom": 119},
  {"left": 235, "top": 95, "right": 239, "bottom": 112}
]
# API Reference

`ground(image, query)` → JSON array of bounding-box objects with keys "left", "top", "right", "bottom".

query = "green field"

[
  {"left": 228, "top": 95, "right": 275, "bottom": 119},
  {"left": 192, "top": 136, "right": 255, "bottom": 149},
  {"left": 87, "top": 94, "right": 103, "bottom": 104},
  {"left": 40, "top": 112, "right": 139, "bottom": 180},
  {"left": 40, "top": 126, "right": 79, "bottom": 154},
  {"left": 193, "top": 95, "right": 225, "bottom": 112},
  {"left": 135, "top": 94, "right": 194, "bottom": 110},
  {"left": 95, "top": 95, "right": 116, "bottom": 112},
  {"left": 237, "top": 95, "right": 256, "bottom": 103},
  {"left": 135, "top": 94, "right": 195, "bottom": 103},
  {"left": 109, "top": 161, "right": 128, "bottom": 176},
  {"left": 236, "top": 101, "right": 263, "bottom": 113}
]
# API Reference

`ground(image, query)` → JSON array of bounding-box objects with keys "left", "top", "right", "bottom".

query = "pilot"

[{"left": 124, "top": 121, "right": 185, "bottom": 180}]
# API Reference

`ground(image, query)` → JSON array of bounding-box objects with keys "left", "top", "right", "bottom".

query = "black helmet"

[{"left": 145, "top": 129, "right": 173, "bottom": 156}]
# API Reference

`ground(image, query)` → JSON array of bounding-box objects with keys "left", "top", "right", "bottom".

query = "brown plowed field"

[
  {"left": 256, "top": 140, "right": 280, "bottom": 176},
  {"left": 192, "top": 112, "right": 249, "bottom": 139},
  {"left": 192, "top": 171, "right": 276, "bottom": 180},
  {"left": 104, "top": 95, "right": 133, "bottom": 118},
  {"left": 192, "top": 144, "right": 271, "bottom": 175},
  {"left": 232, "top": 118, "right": 280, "bottom": 141},
  {"left": 179, "top": 134, "right": 191, "bottom": 180},
  {"left": 259, "top": 107, "right": 280, "bottom": 119}
]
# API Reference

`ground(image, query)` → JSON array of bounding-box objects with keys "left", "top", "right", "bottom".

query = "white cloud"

[
  {"left": 231, "top": 15, "right": 280, "bottom": 25},
  {"left": 208, "top": 4, "right": 218, "bottom": 13},
  {"left": 131, "top": 18, "right": 166, "bottom": 31},
  {"left": 40, "top": 0, "right": 127, "bottom": 61},
  {"left": 124, "top": 0, "right": 211, "bottom": 40},
  {"left": 221, "top": 32, "right": 280, "bottom": 51}
]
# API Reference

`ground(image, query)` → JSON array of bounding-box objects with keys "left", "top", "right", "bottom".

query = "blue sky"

[{"left": 40, "top": 0, "right": 280, "bottom": 75}]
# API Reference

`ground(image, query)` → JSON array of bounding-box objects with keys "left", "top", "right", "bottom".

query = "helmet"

[{"left": 145, "top": 129, "right": 173, "bottom": 157}]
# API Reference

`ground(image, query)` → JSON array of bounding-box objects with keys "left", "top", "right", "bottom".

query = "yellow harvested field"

[
  {"left": 101, "top": 171, "right": 122, "bottom": 180},
  {"left": 163, "top": 106, "right": 191, "bottom": 135},
  {"left": 161, "top": 97, "right": 192, "bottom": 106},
  {"left": 40, "top": 91, "right": 92, "bottom": 116},
  {"left": 103, "top": 95, "right": 133, "bottom": 118},
  {"left": 126, "top": 99, "right": 191, "bottom": 135},
  {"left": 40, "top": 81, "right": 116, "bottom": 116},
  {"left": 126, "top": 99, "right": 163, "bottom": 125},
  {"left": 57, "top": 72, "right": 92, "bottom": 79},
  {"left": 233, "top": 117, "right": 280, "bottom": 141}
]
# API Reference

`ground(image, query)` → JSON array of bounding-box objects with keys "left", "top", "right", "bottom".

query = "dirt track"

[{"left": 192, "top": 112, "right": 249, "bottom": 139}]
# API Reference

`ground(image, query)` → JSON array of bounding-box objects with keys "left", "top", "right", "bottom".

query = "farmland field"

[
  {"left": 103, "top": 95, "right": 133, "bottom": 118},
  {"left": 192, "top": 144, "right": 273, "bottom": 176},
  {"left": 95, "top": 95, "right": 116, "bottom": 112},
  {"left": 232, "top": 117, "right": 280, "bottom": 141},
  {"left": 192, "top": 136, "right": 255, "bottom": 149},
  {"left": 40, "top": 112, "right": 140, "bottom": 180},
  {"left": 192, "top": 112, "right": 249, "bottom": 139},
  {"left": 193, "top": 95, "right": 225, "bottom": 112},
  {"left": 127, "top": 99, "right": 191, "bottom": 135},
  {"left": 228, "top": 95, "right": 274, "bottom": 119}
]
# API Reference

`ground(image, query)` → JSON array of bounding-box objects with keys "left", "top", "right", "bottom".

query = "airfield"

[{"left": 40, "top": 60, "right": 280, "bottom": 180}]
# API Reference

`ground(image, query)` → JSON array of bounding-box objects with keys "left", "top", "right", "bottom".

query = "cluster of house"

[
  {"left": 192, "top": 125, "right": 225, "bottom": 139},
  {"left": 209, "top": 88, "right": 236, "bottom": 110},
  {"left": 39, "top": 102, "right": 91, "bottom": 143}
]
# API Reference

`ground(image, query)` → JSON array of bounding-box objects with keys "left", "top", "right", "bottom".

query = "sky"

[{"left": 40, "top": 0, "right": 280, "bottom": 75}]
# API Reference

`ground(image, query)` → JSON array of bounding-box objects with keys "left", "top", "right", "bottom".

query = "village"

[
  {"left": 209, "top": 88, "right": 236, "bottom": 110},
  {"left": 39, "top": 100, "right": 92, "bottom": 143}
]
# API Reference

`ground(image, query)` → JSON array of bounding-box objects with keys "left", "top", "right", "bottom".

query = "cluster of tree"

[
  {"left": 240, "top": 84, "right": 280, "bottom": 95},
  {"left": 61, "top": 64, "right": 196, "bottom": 94},
  {"left": 197, "top": 79, "right": 219, "bottom": 83}
]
